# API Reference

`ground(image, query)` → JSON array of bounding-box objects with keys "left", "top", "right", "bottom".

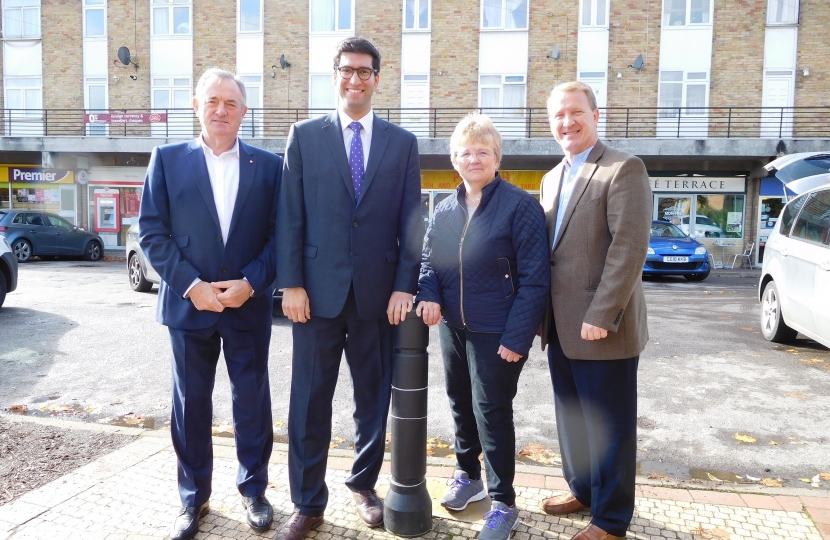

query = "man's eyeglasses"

[{"left": 335, "top": 66, "right": 378, "bottom": 80}]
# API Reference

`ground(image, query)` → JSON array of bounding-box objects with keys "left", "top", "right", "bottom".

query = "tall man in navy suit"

[
  {"left": 275, "top": 38, "right": 423, "bottom": 540},
  {"left": 139, "top": 68, "right": 282, "bottom": 540}
]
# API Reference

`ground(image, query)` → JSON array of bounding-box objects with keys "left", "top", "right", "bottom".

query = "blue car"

[{"left": 643, "top": 220, "right": 710, "bottom": 281}]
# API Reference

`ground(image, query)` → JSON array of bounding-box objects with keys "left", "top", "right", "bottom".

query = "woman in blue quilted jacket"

[{"left": 415, "top": 114, "right": 550, "bottom": 540}]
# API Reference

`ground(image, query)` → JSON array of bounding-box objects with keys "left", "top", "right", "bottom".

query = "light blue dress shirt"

[{"left": 553, "top": 146, "right": 594, "bottom": 247}]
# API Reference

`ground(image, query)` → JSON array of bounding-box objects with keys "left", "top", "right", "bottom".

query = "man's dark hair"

[{"left": 333, "top": 37, "right": 381, "bottom": 73}]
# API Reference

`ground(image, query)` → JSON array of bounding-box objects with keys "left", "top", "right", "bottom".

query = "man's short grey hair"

[
  {"left": 194, "top": 68, "right": 247, "bottom": 106},
  {"left": 547, "top": 81, "right": 598, "bottom": 112}
]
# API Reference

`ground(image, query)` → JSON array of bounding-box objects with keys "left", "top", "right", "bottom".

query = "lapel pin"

[{"left": 250, "top": 160, "right": 253, "bottom": 163}]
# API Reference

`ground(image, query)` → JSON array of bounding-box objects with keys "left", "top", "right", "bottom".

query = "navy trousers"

[
  {"left": 440, "top": 324, "right": 525, "bottom": 507},
  {"left": 287, "top": 287, "right": 393, "bottom": 516},
  {"left": 168, "top": 318, "right": 273, "bottom": 507},
  {"left": 547, "top": 324, "right": 638, "bottom": 537}
]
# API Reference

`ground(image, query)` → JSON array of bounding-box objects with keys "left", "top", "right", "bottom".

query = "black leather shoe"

[
  {"left": 170, "top": 502, "right": 209, "bottom": 540},
  {"left": 352, "top": 489, "right": 384, "bottom": 527},
  {"left": 242, "top": 494, "right": 274, "bottom": 532}
]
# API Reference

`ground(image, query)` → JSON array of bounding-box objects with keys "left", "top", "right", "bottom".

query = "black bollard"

[{"left": 384, "top": 310, "right": 432, "bottom": 537}]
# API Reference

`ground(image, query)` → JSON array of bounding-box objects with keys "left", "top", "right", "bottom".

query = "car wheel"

[
  {"left": 761, "top": 280, "right": 798, "bottom": 343},
  {"left": 84, "top": 241, "right": 103, "bottom": 262},
  {"left": 129, "top": 253, "right": 153, "bottom": 292},
  {"left": 684, "top": 269, "right": 710, "bottom": 282},
  {"left": 11, "top": 239, "right": 32, "bottom": 263},
  {"left": 0, "top": 270, "right": 7, "bottom": 309}
]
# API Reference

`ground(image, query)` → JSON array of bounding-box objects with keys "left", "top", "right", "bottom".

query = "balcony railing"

[{"left": 2, "top": 106, "right": 830, "bottom": 139}]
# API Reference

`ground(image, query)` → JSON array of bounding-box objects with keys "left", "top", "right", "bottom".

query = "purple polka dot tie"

[{"left": 348, "top": 121, "right": 365, "bottom": 201}]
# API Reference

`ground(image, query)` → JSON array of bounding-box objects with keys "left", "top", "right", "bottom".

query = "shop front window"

[{"left": 696, "top": 194, "right": 745, "bottom": 238}]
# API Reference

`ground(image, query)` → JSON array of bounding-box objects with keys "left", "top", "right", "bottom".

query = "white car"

[
  {"left": 0, "top": 233, "right": 19, "bottom": 309},
  {"left": 678, "top": 215, "right": 725, "bottom": 238},
  {"left": 759, "top": 183, "right": 830, "bottom": 348}
]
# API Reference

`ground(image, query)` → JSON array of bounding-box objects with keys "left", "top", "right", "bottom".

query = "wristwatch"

[{"left": 248, "top": 282, "right": 255, "bottom": 298}]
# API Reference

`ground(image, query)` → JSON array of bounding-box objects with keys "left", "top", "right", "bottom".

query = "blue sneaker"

[
  {"left": 479, "top": 501, "right": 519, "bottom": 540},
  {"left": 440, "top": 470, "right": 487, "bottom": 511}
]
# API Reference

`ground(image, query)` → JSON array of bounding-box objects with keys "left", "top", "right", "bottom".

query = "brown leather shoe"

[
  {"left": 273, "top": 512, "right": 323, "bottom": 540},
  {"left": 541, "top": 492, "right": 589, "bottom": 515},
  {"left": 571, "top": 523, "right": 625, "bottom": 539},
  {"left": 352, "top": 489, "right": 384, "bottom": 527}
]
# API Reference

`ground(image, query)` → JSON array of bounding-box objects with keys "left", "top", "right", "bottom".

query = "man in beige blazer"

[{"left": 538, "top": 81, "right": 652, "bottom": 540}]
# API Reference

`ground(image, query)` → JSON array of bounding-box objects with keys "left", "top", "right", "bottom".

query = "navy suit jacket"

[
  {"left": 139, "top": 138, "right": 282, "bottom": 331},
  {"left": 276, "top": 111, "right": 422, "bottom": 320}
]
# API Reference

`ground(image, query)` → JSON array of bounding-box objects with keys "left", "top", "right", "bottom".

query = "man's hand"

[
  {"left": 498, "top": 345, "right": 522, "bottom": 362},
  {"left": 212, "top": 280, "right": 252, "bottom": 309},
  {"left": 282, "top": 287, "right": 311, "bottom": 323},
  {"left": 187, "top": 281, "right": 225, "bottom": 312},
  {"left": 387, "top": 291, "right": 414, "bottom": 325},
  {"left": 581, "top": 322, "right": 608, "bottom": 341},
  {"left": 415, "top": 301, "right": 442, "bottom": 326}
]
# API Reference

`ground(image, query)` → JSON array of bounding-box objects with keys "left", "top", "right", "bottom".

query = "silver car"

[{"left": 125, "top": 223, "right": 283, "bottom": 316}]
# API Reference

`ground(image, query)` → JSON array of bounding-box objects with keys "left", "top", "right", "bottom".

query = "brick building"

[{"left": 0, "top": 0, "right": 828, "bottom": 266}]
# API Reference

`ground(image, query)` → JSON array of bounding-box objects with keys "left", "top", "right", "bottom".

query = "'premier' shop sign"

[
  {"left": 650, "top": 177, "right": 746, "bottom": 193},
  {"left": 8, "top": 167, "right": 72, "bottom": 184}
]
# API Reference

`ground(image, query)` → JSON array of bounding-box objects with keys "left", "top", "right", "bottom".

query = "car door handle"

[
  {"left": 780, "top": 248, "right": 788, "bottom": 257},
  {"left": 820, "top": 261, "right": 830, "bottom": 271}
]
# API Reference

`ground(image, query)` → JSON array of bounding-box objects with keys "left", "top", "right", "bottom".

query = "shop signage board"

[
  {"left": 7, "top": 167, "right": 73, "bottom": 184},
  {"left": 651, "top": 177, "right": 746, "bottom": 193},
  {"left": 421, "top": 170, "right": 544, "bottom": 191},
  {"left": 84, "top": 113, "right": 167, "bottom": 124}
]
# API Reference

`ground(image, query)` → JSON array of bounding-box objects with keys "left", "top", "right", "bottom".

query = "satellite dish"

[
  {"left": 279, "top": 54, "right": 292, "bottom": 69},
  {"left": 117, "top": 46, "right": 132, "bottom": 66},
  {"left": 547, "top": 45, "right": 561, "bottom": 60},
  {"left": 630, "top": 54, "right": 644, "bottom": 70}
]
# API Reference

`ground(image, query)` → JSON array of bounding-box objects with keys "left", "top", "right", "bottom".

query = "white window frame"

[
  {"left": 309, "top": 73, "right": 337, "bottom": 111},
  {"left": 151, "top": 0, "right": 191, "bottom": 36},
  {"left": 309, "top": 0, "right": 353, "bottom": 33},
  {"left": 767, "top": 0, "right": 798, "bottom": 25},
  {"left": 481, "top": 0, "right": 528, "bottom": 30},
  {"left": 151, "top": 76, "right": 191, "bottom": 109},
  {"left": 658, "top": 71, "right": 709, "bottom": 118},
  {"left": 403, "top": 0, "right": 430, "bottom": 31},
  {"left": 83, "top": 0, "right": 106, "bottom": 38},
  {"left": 238, "top": 0, "right": 262, "bottom": 33},
  {"left": 4, "top": 77, "right": 42, "bottom": 116},
  {"left": 662, "top": 0, "right": 713, "bottom": 27},
  {"left": 479, "top": 74, "right": 526, "bottom": 117},
  {"left": 580, "top": 0, "right": 609, "bottom": 27},
  {"left": 238, "top": 74, "right": 262, "bottom": 136},
  {"left": 2, "top": 0, "right": 41, "bottom": 39},
  {"left": 85, "top": 77, "right": 108, "bottom": 136}
]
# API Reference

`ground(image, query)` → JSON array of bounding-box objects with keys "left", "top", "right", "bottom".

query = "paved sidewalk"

[{"left": 1, "top": 418, "right": 828, "bottom": 540}]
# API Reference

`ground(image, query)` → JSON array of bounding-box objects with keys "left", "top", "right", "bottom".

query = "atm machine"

[{"left": 94, "top": 191, "right": 120, "bottom": 246}]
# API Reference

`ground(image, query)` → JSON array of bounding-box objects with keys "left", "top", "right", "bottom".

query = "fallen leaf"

[
  {"left": 517, "top": 443, "right": 560, "bottom": 465},
  {"left": 333, "top": 437, "right": 346, "bottom": 444},
  {"left": 800, "top": 358, "right": 824, "bottom": 364},
  {"left": 786, "top": 393, "right": 808, "bottom": 400},
  {"left": 786, "top": 349, "right": 799, "bottom": 353},
  {"left": 811, "top": 474, "right": 821, "bottom": 488},
  {"left": 745, "top": 474, "right": 761, "bottom": 481},
  {"left": 704, "top": 291, "right": 711, "bottom": 295},
  {"left": 273, "top": 419, "right": 285, "bottom": 427},
  {"left": 799, "top": 478, "right": 812, "bottom": 483},
  {"left": 719, "top": 291, "right": 725, "bottom": 294},
  {"left": 760, "top": 477, "right": 784, "bottom": 487},
  {"left": 769, "top": 441, "right": 778, "bottom": 445},
  {"left": 707, "top": 472, "right": 724, "bottom": 482},
  {"left": 329, "top": 442, "right": 338, "bottom": 449},
  {"left": 821, "top": 473, "right": 830, "bottom": 481},
  {"left": 740, "top": 327, "right": 756, "bottom": 332},
  {"left": 648, "top": 472, "right": 669, "bottom": 480},
  {"left": 734, "top": 433, "right": 756, "bottom": 444},
  {"left": 8, "top": 404, "right": 27, "bottom": 413},
  {"left": 712, "top": 528, "right": 731, "bottom": 539}
]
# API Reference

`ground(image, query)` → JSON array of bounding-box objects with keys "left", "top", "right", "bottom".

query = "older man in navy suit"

[
  {"left": 139, "top": 68, "right": 281, "bottom": 540},
  {"left": 275, "top": 38, "right": 423, "bottom": 540}
]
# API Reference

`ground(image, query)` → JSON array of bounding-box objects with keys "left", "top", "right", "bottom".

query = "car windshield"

[
  {"left": 651, "top": 222, "right": 687, "bottom": 238},
  {"left": 697, "top": 216, "right": 716, "bottom": 226}
]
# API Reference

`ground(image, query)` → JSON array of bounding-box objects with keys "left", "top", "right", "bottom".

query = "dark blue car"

[{"left": 644, "top": 220, "right": 710, "bottom": 281}]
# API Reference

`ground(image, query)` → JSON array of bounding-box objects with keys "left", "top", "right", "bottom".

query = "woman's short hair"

[{"left": 449, "top": 114, "right": 503, "bottom": 167}]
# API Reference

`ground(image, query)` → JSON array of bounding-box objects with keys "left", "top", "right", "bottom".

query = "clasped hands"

[
  {"left": 188, "top": 280, "right": 252, "bottom": 312},
  {"left": 415, "top": 301, "right": 522, "bottom": 362},
  {"left": 282, "top": 288, "right": 414, "bottom": 326}
]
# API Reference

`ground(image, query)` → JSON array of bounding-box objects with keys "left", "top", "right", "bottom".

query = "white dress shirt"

[
  {"left": 339, "top": 109, "right": 373, "bottom": 170},
  {"left": 184, "top": 136, "right": 241, "bottom": 298},
  {"left": 553, "top": 145, "right": 594, "bottom": 247}
]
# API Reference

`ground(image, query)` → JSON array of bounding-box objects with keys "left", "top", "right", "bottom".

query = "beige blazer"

[{"left": 540, "top": 141, "right": 652, "bottom": 360}]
